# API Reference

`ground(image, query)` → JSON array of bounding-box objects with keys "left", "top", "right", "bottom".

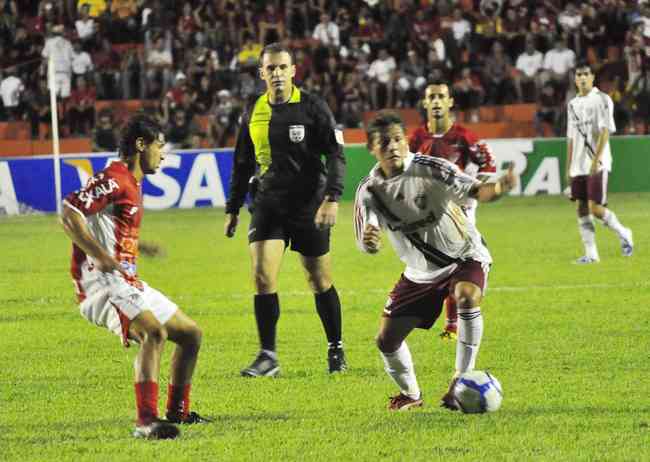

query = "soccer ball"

[{"left": 452, "top": 370, "right": 503, "bottom": 414}]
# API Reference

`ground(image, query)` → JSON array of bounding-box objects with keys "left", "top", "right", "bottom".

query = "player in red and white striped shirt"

[
  {"left": 61, "top": 114, "right": 208, "bottom": 439},
  {"left": 409, "top": 82, "right": 496, "bottom": 341}
]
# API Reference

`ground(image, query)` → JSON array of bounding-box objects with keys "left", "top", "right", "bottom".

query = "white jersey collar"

[
  {"left": 578, "top": 86, "right": 599, "bottom": 98},
  {"left": 371, "top": 152, "right": 416, "bottom": 180}
]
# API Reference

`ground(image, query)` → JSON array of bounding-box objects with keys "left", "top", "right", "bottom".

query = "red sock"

[
  {"left": 445, "top": 296, "right": 458, "bottom": 332},
  {"left": 134, "top": 381, "right": 159, "bottom": 425},
  {"left": 166, "top": 383, "right": 191, "bottom": 419}
]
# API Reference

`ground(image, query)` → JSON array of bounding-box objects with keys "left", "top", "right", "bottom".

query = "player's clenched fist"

[{"left": 363, "top": 224, "right": 381, "bottom": 253}]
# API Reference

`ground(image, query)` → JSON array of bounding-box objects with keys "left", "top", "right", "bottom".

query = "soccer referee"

[{"left": 224, "top": 43, "right": 347, "bottom": 376}]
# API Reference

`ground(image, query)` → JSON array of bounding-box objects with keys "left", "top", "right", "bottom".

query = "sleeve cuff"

[{"left": 324, "top": 193, "right": 341, "bottom": 202}]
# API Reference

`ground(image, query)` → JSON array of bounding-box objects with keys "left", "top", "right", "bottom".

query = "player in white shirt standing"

[
  {"left": 566, "top": 60, "right": 634, "bottom": 264},
  {"left": 354, "top": 112, "right": 516, "bottom": 410}
]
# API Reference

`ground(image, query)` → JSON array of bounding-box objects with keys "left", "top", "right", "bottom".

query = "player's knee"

[
  {"left": 143, "top": 324, "right": 168, "bottom": 345},
  {"left": 186, "top": 323, "right": 203, "bottom": 349},
  {"left": 375, "top": 332, "right": 398, "bottom": 353},
  {"left": 588, "top": 201, "right": 603, "bottom": 217},
  {"left": 308, "top": 274, "right": 332, "bottom": 294},
  {"left": 455, "top": 289, "right": 480, "bottom": 311},
  {"left": 253, "top": 272, "right": 276, "bottom": 294}
]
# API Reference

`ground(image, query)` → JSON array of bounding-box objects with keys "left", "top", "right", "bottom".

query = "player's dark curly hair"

[
  {"left": 365, "top": 111, "right": 404, "bottom": 149},
  {"left": 119, "top": 113, "right": 162, "bottom": 161}
]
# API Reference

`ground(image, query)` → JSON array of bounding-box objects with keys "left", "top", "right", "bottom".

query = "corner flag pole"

[{"left": 48, "top": 55, "right": 62, "bottom": 215}]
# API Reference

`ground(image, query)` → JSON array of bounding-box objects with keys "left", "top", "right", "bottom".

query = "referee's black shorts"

[{"left": 248, "top": 205, "right": 330, "bottom": 257}]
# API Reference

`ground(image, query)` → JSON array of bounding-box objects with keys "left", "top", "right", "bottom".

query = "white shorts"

[
  {"left": 50, "top": 72, "right": 71, "bottom": 98},
  {"left": 79, "top": 274, "right": 178, "bottom": 345}
]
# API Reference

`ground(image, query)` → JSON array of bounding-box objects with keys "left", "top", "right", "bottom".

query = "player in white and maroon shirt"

[
  {"left": 354, "top": 112, "right": 515, "bottom": 411},
  {"left": 409, "top": 81, "right": 497, "bottom": 341},
  {"left": 567, "top": 60, "right": 633, "bottom": 264},
  {"left": 61, "top": 114, "right": 208, "bottom": 440}
]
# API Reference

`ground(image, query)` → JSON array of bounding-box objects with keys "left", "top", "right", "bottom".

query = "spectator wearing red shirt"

[
  {"left": 68, "top": 75, "right": 96, "bottom": 136},
  {"left": 165, "top": 72, "right": 189, "bottom": 110},
  {"left": 176, "top": 2, "right": 198, "bottom": 47},
  {"left": 411, "top": 9, "right": 440, "bottom": 54}
]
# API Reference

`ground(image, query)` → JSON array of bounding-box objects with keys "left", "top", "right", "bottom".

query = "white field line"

[{"left": 180, "top": 281, "right": 650, "bottom": 300}]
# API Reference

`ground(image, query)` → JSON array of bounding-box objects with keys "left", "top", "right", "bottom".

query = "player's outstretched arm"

[
  {"left": 60, "top": 204, "right": 127, "bottom": 276},
  {"left": 472, "top": 164, "right": 517, "bottom": 202}
]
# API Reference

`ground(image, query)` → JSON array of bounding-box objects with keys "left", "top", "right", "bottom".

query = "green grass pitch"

[{"left": 1, "top": 193, "right": 649, "bottom": 461}]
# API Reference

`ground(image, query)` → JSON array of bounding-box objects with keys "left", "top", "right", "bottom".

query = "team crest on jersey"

[
  {"left": 289, "top": 125, "right": 305, "bottom": 142},
  {"left": 414, "top": 193, "right": 427, "bottom": 210}
]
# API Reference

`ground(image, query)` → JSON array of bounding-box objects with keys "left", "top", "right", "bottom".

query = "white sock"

[
  {"left": 599, "top": 209, "right": 628, "bottom": 241},
  {"left": 381, "top": 342, "right": 420, "bottom": 399},
  {"left": 578, "top": 215, "right": 599, "bottom": 260},
  {"left": 455, "top": 307, "right": 483, "bottom": 373}
]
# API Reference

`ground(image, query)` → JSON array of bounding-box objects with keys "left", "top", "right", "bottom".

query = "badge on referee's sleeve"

[{"left": 335, "top": 128, "right": 345, "bottom": 145}]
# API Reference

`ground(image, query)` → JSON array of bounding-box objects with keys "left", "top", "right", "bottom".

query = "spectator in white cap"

[{"left": 165, "top": 72, "right": 189, "bottom": 109}]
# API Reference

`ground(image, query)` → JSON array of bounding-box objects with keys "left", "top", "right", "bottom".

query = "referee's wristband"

[{"left": 324, "top": 194, "right": 340, "bottom": 203}]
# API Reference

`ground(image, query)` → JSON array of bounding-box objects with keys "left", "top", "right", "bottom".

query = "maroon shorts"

[
  {"left": 570, "top": 170, "right": 608, "bottom": 206},
  {"left": 383, "top": 260, "right": 488, "bottom": 329}
]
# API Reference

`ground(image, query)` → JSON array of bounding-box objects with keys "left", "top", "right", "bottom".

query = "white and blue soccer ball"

[{"left": 453, "top": 370, "right": 503, "bottom": 414}]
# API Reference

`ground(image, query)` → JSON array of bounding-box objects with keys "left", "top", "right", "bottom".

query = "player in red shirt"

[
  {"left": 61, "top": 114, "right": 208, "bottom": 439},
  {"left": 409, "top": 81, "right": 496, "bottom": 341}
]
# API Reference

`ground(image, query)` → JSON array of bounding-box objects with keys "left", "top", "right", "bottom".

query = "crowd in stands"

[{"left": 1, "top": 0, "right": 650, "bottom": 148}]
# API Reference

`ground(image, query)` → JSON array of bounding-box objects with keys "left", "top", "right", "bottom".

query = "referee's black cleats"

[
  {"left": 241, "top": 351, "right": 280, "bottom": 377},
  {"left": 328, "top": 347, "right": 347, "bottom": 373}
]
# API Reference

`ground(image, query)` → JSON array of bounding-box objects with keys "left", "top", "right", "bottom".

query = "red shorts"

[
  {"left": 383, "top": 260, "right": 488, "bottom": 329},
  {"left": 570, "top": 170, "right": 608, "bottom": 206}
]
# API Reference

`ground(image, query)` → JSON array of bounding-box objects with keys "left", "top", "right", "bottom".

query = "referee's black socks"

[
  {"left": 254, "top": 293, "right": 280, "bottom": 352},
  {"left": 315, "top": 286, "right": 343, "bottom": 350}
]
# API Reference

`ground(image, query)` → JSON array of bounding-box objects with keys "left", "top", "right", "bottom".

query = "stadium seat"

[
  {"left": 503, "top": 104, "right": 538, "bottom": 122},
  {"left": 0, "top": 122, "right": 31, "bottom": 140}
]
